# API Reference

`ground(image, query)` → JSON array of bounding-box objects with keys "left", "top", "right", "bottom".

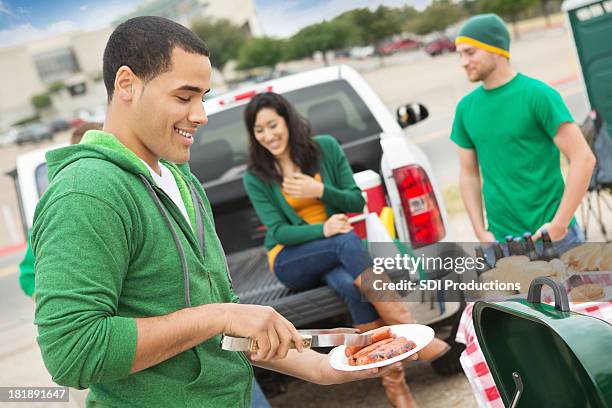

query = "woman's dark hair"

[{"left": 244, "top": 92, "right": 320, "bottom": 183}]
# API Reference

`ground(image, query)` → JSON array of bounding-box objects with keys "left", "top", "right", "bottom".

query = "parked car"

[
  {"left": 334, "top": 48, "right": 352, "bottom": 59},
  {"left": 377, "top": 38, "right": 421, "bottom": 55},
  {"left": 350, "top": 45, "right": 375, "bottom": 59},
  {"left": 72, "top": 105, "right": 107, "bottom": 127},
  {"left": 425, "top": 37, "right": 456, "bottom": 56},
  {"left": 0, "top": 128, "right": 18, "bottom": 147},
  {"left": 49, "top": 118, "right": 70, "bottom": 133},
  {"left": 14, "top": 122, "right": 53, "bottom": 145}
]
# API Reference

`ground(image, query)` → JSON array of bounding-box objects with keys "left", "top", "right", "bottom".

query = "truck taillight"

[
  {"left": 218, "top": 85, "right": 273, "bottom": 106},
  {"left": 392, "top": 165, "right": 445, "bottom": 248}
]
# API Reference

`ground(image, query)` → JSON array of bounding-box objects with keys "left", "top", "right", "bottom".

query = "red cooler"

[{"left": 348, "top": 170, "right": 387, "bottom": 239}]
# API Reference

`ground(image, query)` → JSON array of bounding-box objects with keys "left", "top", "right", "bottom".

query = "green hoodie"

[{"left": 31, "top": 130, "right": 252, "bottom": 407}]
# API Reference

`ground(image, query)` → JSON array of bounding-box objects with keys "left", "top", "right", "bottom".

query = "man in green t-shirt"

[{"left": 450, "top": 13, "right": 595, "bottom": 254}]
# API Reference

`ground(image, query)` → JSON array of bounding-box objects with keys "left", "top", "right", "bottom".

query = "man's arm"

[
  {"left": 130, "top": 303, "right": 304, "bottom": 374},
  {"left": 252, "top": 348, "right": 414, "bottom": 385},
  {"left": 130, "top": 304, "right": 225, "bottom": 373},
  {"left": 532, "top": 123, "right": 596, "bottom": 240},
  {"left": 457, "top": 147, "right": 494, "bottom": 242}
]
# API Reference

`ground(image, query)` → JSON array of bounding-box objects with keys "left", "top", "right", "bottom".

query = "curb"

[
  {"left": 549, "top": 73, "right": 579, "bottom": 87},
  {"left": 0, "top": 242, "right": 27, "bottom": 257}
]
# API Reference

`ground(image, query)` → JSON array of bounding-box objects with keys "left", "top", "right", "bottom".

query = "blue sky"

[{"left": 0, "top": 0, "right": 432, "bottom": 47}]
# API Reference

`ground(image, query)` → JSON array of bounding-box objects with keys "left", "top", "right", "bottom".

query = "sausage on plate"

[
  {"left": 345, "top": 327, "right": 394, "bottom": 357},
  {"left": 349, "top": 337, "right": 416, "bottom": 366}
]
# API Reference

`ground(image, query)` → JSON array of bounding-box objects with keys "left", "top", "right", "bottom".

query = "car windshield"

[{"left": 190, "top": 79, "right": 382, "bottom": 184}]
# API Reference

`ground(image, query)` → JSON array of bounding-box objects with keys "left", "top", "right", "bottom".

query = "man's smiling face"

[{"left": 130, "top": 47, "right": 211, "bottom": 165}]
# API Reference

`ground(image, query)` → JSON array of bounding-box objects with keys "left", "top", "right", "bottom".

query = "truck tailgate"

[{"left": 227, "top": 248, "right": 348, "bottom": 327}]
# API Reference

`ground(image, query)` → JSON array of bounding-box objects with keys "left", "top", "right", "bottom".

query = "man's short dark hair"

[{"left": 103, "top": 16, "right": 209, "bottom": 101}]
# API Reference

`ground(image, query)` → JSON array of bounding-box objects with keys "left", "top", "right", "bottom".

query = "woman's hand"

[
  {"left": 323, "top": 214, "right": 353, "bottom": 237},
  {"left": 282, "top": 173, "right": 324, "bottom": 199}
]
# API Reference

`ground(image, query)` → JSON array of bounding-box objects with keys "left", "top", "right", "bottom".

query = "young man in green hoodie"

[
  {"left": 450, "top": 14, "right": 595, "bottom": 255},
  {"left": 31, "top": 16, "right": 407, "bottom": 408}
]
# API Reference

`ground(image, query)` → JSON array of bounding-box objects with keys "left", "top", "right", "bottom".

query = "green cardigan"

[{"left": 243, "top": 135, "right": 365, "bottom": 250}]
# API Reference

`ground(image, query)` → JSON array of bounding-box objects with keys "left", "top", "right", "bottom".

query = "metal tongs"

[{"left": 220, "top": 328, "right": 373, "bottom": 352}]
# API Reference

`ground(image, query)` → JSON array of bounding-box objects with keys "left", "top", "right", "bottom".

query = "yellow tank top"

[{"left": 267, "top": 174, "right": 327, "bottom": 271}]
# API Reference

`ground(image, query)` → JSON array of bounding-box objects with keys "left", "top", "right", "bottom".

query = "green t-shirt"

[{"left": 450, "top": 73, "right": 574, "bottom": 240}]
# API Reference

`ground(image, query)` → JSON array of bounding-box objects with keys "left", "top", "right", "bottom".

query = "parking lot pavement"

[
  {"left": 268, "top": 361, "right": 477, "bottom": 408},
  {"left": 0, "top": 272, "right": 89, "bottom": 408}
]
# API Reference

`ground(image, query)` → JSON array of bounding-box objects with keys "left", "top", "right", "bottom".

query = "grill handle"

[
  {"left": 509, "top": 372, "right": 523, "bottom": 408},
  {"left": 527, "top": 276, "right": 570, "bottom": 312}
]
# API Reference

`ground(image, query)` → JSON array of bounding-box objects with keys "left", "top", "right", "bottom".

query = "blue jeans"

[
  {"left": 484, "top": 222, "right": 585, "bottom": 266},
  {"left": 274, "top": 232, "right": 379, "bottom": 325},
  {"left": 250, "top": 378, "right": 270, "bottom": 408},
  {"left": 550, "top": 222, "right": 585, "bottom": 255}
]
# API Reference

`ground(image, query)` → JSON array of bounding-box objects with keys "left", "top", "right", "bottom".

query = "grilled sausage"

[
  {"left": 345, "top": 327, "right": 394, "bottom": 357},
  {"left": 353, "top": 337, "right": 416, "bottom": 366},
  {"left": 348, "top": 338, "right": 395, "bottom": 366}
]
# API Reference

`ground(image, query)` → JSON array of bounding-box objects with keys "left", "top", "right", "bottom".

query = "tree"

[
  {"left": 285, "top": 20, "right": 353, "bottom": 65},
  {"left": 398, "top": 5, "right": 420, "bottom": 34},
  {"left": 477, "top": 0, "right": 538, "bottom": 38},
  {"left": 414, "top": 0, "right": 465, "bottom": 35},
  {"left": 31, "top": 93, "right": 51, "bottom": 111},
  {"left": 333, "top": 6, "right": 402, "bottom": 48},
  {"left": 540, "top": 0, "right": 562, "bottom": 27},
  {"left": 48, "top": 81, "right": 65, "bottom": 94},
  {"left": 192, "top": 19, "right": 248, "bottom": 78},
  {"left": 237, "top": 37, "right": 284, "bottom": 71},
  {"left": 364, "top": 6, "right": 402, "bottom": 48}
]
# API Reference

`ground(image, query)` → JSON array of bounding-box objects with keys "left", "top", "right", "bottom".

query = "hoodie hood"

[
  {"left": 45, "top": 130, "right": 192, "bottom": 186},
  {"left": 45, "top": 129, "right": 198, "bottom": 235}
]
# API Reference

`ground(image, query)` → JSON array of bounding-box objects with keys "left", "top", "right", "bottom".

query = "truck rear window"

[{"left": 190, "top": 79, "right": 382, "bottom": 183}]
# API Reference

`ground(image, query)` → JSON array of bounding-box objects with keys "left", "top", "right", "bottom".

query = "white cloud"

[
  {"left": 257, "top": 0, "right": 429, "bottom": 38},
  {"left": 79, "top": 2, "right": 139, "bottom": 28},
  {"left": 47, "top": 20, "right": 79, "bottom": 33},
  {"left": 0, "top": 2, "right": 138, "bottom": 48},
  {"left": 0, "top": 20, "right": 78, "bottom": 48},
  {"left": 0, "top": 0, "right": 12, "bottom": 16}
]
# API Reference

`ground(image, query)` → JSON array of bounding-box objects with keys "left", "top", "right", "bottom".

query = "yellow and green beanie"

[{"left": 455, "top": 14, "right": 510, "bottom": 58}]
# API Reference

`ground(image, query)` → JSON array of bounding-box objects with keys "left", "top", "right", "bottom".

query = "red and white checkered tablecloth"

[{"left": 455, "top": 300, "right": 612, "bottom": 408}]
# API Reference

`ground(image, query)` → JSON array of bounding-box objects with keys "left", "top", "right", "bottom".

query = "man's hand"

[
  {"left": 323, "top": 214, "right": 353, "bottom": 237},
  {"left": 223, "top": 304, "right": 304, "bottom": 362},
  {"left": 476, "top": 229, "right": 496, "bottom": 243},
  {"left": 532, "top": 222, "right": 568, "bottom": 241},
  {"left": 282, "top": 173, "right": 324, "bottom": 198},
  {"left": 315, "top": 352, "right": 418, "bottom": 386}
]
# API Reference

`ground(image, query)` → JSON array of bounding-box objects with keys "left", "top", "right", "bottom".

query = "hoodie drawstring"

[{"left": 140, "top": 174, "right": 192, "bottom": 307}]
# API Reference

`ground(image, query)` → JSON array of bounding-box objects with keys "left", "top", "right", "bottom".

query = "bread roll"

[
  {"left": 549, "top": 258, "right": 568, "bottom": 279},
  {"left": 568, "top": 283, "right": 604, "bottom": 303},
  {"left": 599, "top": 251, "right": 612, "bottom": 271},
  {"left": 599, "top": 244, "right": 612, "bottom": 271},
  {"left": 561, "top": 243, "right": 604, "bottom": 271}
]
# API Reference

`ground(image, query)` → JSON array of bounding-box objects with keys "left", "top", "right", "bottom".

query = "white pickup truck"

[{"left": 10, "top": 65, "right": 465, "bottom": 393}]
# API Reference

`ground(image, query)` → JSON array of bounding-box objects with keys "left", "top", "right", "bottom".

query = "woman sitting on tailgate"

[{"left": 242, "top": 92, "right": 450, "bottom": 408}]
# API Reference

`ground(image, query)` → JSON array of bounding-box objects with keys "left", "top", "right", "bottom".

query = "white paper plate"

[{"left": 328, "top": 324, "right": 435, "bottom": 371}]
